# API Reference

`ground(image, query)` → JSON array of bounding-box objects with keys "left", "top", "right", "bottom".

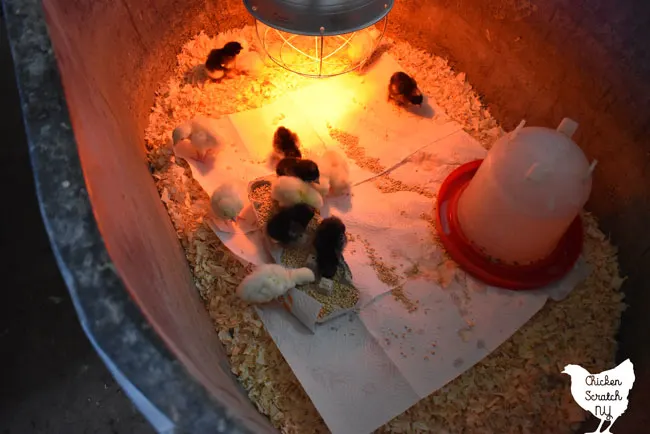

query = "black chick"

[
  {"left": 276, "top": 157, "right": 320, "bottom": 183},
  {"left": 314, "top": 217, "right": 347, "bottom": 279},
  {"left": 273, "top": 126, "right": 302, "bottom": 159},
  {"left": 388, "top": 71, "right": 424, "bottom": 106},
  {"left": 205, "top": 41, "right": 243, "bottom": 80},
  {"left": 266, "top": 203, "right": 316, "bottom": 245}
]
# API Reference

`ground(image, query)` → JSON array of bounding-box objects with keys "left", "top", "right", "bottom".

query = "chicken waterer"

[{"left": 437, "top": 119, "right": 595, "bottom": 289}]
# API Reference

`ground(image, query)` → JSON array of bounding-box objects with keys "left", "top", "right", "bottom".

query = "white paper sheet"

[
  {"left": 256, "top": 265, "right": 584, "bottom": 434},
  {"left": 291, "top": 55, "right": 463, "bottom": 169},
  {"left": 325, "top": 184, "right": 435, "bottom": 304},
  {"left": 255, "top": 304, "right": 420, "bottom": 434},
  {"left": 177, "top": 116, "right": 272, "bottom": 235},
  {"left": 359, "top": 278, "right": 549, "bottom": 398},
  {"left": 378, "top": 129, "right": 490, "bottom": 192},
  {"left": 229, "top": 95, "right": 330, "bottom": 163},
  {"left": 176, "top": 53, "right": 589, "bottom": 434}
]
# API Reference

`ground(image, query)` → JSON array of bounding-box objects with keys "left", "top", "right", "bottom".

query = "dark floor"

[{"left": 0, "top": 17, "right": 153, "bottom": 434}]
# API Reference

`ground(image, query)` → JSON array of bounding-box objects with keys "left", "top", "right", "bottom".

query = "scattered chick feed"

[
  {"left": 327, "top": 124, "right": 385, "bottom": 173},
  {"left": 326, "top": 124, "right": 434, "bottom": 198},
  {"left": 359, "top": 235, "right": 402, "bottom": 288},
  {"left": 374, "top": 175, "right": 435, "bottom": 198},
  {"left": 356, "top": 235, "right": 421, "bottom": 312},
  {"left": 249, "top": 180, "right": 276, "bottom": 226},
  {"left": 145, "top": 26, "right": 625, "bottom": 433},
  {"left": 301, "top": 273, "right": 359, "bottom": 320}
]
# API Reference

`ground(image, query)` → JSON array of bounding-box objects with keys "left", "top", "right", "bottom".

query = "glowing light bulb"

[{"left": 254, "top": 19, "right": 387, "bottom": 77}]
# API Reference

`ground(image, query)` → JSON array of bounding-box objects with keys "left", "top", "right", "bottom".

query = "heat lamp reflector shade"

[
  {"left": 243, "top": 0, "right": 394, "bottom": 36},
  {"left": 457, "top": 120, "right": 594, "bottom": 264}
]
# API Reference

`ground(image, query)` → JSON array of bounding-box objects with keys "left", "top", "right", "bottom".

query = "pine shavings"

[{"left": 145, "top": 27, "right": 625, "bottom": 434}]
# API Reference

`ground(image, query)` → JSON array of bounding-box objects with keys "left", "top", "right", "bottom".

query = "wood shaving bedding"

[{"left": 145, "top": 27, "right": 625, "bottom": 433}]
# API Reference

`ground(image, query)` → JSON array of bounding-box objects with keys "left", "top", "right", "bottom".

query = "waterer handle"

[
  {"left": 555, "top": 118, "right": 598, "bottom": 179},
  {"left": 557, "top": 117, "right": 579, "bottom": 138}
]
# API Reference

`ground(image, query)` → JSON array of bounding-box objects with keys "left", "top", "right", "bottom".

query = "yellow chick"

[
  {"left": 236, "top": 264, "right": 315, "bottom": 303},
  {"left": 172, "top": 116, "right": 224, "bottom": 163},
  {"left": 318, "top": 149, "right": 351, "bottom": 196},
  {"left": 236, "top": 51, "right": 265, "bottom": 77},
  {"left": 347, "top": 27, "right": 380, "bottom": 63},
  {"left": 271, "top": 176, "right": 324, "bottom": 209},
  {"left": 210, "top": 183, "right": 244, "bottom": 222}
]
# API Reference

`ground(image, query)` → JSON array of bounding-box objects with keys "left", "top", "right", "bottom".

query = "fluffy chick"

[
  {"left": 236, "top": 264, "right": 316, "bottom": 303},
  {"left": 346, "top": 27, "right": 380, "bottom": 63},
  {"left": 205, "top": 41, "right": 243, "bottom": 80},
  {"left": 388, "top": 71, "right": 423, "bottom": 106},
  {"left": 172, "top": 122, "right": 192, "bottom": 145},
  {"left": 314, "top": 217, "right": 347, "bottom": 279},
  {"left": 312, "top": 176, "right": 331, "bottom": 197},
  {"left": 172, "top": 116, "right": 221, "bottom": 163},
  {"left": 273, "top": 126, "right": 302, "bottom": 159},
  {"left": 185, "top": 116, "right": 223, "bottom": 162},
  {"left": 271, "top": 176, "right": 324, "bottom": 209},
  {"left": 235, "top": 51, "right": 264, "bottom": 76},
  {"left": 266, "top": 203, "right": 316, "bottom": 245},
  {"left": 276, "top": 157, "right": 320, "bottom": 183},
  {"left": 319, "top": 149, "right": 351, "bottom": 196},
  {"left": 210, "top": 183, "right": 244, "bottom": 222}
]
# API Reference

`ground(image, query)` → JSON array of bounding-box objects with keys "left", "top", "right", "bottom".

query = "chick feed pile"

[
  {"left": 145, "top": 26, "right": 625, "bottom": 434},
  {"left": 249, "top": 179, "right": 359, "bottom": 320}
]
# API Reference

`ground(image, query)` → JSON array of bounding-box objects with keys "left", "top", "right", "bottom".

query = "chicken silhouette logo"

[{"left": 562, "top": 359, "right": 635, "bottom": 433}]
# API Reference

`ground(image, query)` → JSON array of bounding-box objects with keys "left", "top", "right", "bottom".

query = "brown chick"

[
  {"left": 388, "top": 71, "right": 424, "bottom": 106},
  {"left": 205, "top": 41, "right": 244, "bottom": 80}
]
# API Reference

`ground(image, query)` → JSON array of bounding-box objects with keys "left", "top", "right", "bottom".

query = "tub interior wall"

[
  {"left": 42, "top": 0, "right": 650, "bottom": 429},
  {"left": 42, "top": 0, "right": 275, "bottom": 431}
]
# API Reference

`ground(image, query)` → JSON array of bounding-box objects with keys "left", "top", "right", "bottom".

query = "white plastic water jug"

[{"left": 457, "top": 118, "right": 596, "bottom": 264}]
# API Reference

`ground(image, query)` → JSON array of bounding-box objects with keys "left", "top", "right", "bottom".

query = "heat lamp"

[{"left": 243, "top": 0, "right": 394, "bottom": 77}]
